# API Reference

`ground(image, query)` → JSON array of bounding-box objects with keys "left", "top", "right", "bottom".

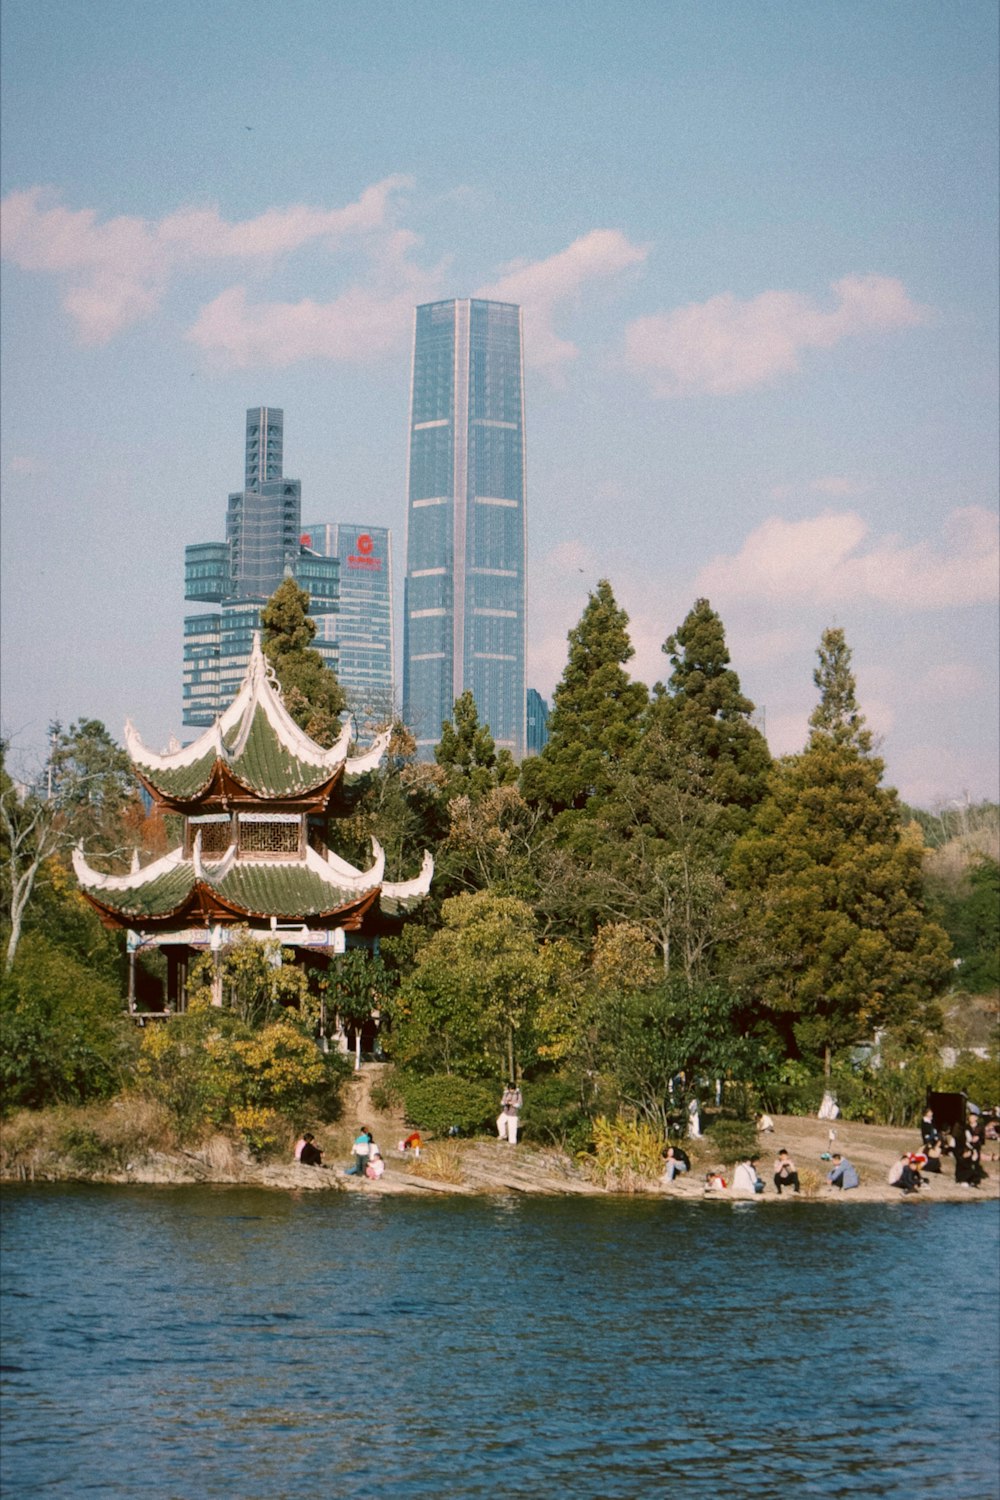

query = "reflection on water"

[{"left": 1, "top": 1187, "right": 997, "bottom": 1498}]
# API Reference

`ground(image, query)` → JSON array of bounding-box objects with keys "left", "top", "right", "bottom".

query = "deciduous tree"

[{"left": 393, "top": 891, "right": 575, "bottom": 1080}]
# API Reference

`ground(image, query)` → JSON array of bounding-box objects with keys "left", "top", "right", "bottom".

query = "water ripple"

[{"left": 1, "top": 1187, "right": 997, "bottom": 1498}]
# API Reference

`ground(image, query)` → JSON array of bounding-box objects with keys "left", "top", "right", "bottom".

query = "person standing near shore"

[
  {"left": 920, "top": 1108, "right": 940, "bottom": 1150},
  {"left": 348, "top": 1126, "right": 372, "bottom": 1175},
  {"left": 497, "top": 1083, "right": 522, "bottom": 1144}
]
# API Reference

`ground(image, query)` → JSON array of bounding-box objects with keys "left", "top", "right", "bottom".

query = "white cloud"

[
  {"left": 624, "top": 274, "right": 931, "bottom": 396},
  {"left": 695, "top": 506, "right": 999, "bottom": 609},
  {"left": 0, "top": 179, "right": 414, "bottom": 343},
  {"left": 187, "top": 282, "right": 428, "bottom": 369},
  {"left": 2, "top": 188, "right": 648, "bottom": 373},
  {"left": 478, "top": 229, "right": 648, "bottom": 371}
]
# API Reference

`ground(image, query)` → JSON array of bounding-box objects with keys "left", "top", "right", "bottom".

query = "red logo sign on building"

[{"left": 347, "top": 532, "right": 382, "bottom": 571}]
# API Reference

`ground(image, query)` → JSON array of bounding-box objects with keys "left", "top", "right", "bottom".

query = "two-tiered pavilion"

[{"left": 73, "top": 638, "right": 432, "bottom": 1012}]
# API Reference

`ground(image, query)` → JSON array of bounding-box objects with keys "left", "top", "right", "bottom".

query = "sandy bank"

[{"left": 3, "top": 1114, "right": 998, "bottom": 1205}]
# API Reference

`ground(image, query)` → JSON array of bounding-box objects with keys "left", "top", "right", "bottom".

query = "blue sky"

[{"left": 2, "top": 0, "right": 997, "bottom": 806}]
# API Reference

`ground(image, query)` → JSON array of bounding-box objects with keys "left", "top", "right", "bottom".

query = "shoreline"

[{"left": 3, "top": 1113, "right": 998, "bottom": 1205}]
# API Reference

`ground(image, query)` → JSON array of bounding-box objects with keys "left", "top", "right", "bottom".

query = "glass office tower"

[
  {"left": 303, "top": 522, "right": 394, "bottom": 724},
  {"left": 525, "top": 688, "right": 550, "bottom": 756},
  {"left": 183, "top": 409, "right": 338, "bottom": 726},
  {"left": 403, "top": 299, "right": 527, "bottom": 759}
]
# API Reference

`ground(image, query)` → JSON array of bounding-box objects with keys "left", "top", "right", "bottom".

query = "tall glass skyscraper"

[
  {"left": 302, "top": 522, "right": 394, "bottom": 725},
  {"left": 183, "top": 409, "right": 339, "bottom": 726},
  {"left": 402, "top": 299, "right": 527, "bottom": 759}
]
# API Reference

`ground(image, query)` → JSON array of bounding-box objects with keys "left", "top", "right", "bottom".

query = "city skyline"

[
  {"left": 1, "top": 2, "right": 997, "bottom": 806},
  {"left": 183, "top": 406, "right": 339, "bottom": 724}
]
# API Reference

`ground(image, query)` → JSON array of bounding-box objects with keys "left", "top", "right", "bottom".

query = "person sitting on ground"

[
  {"left": 299, "top": 1133, "right": 323, "bottom": 1166},
  {"left": 773, "top": 1149, "right": 800, "bottom": 1195},
  {"left": 888, "top": 1152, "right": 921, "bottom": 1194},
  {"left": 826, "top": 1154, "right": 859, "bottom": 1191},
  {"left": 757, "top": 1113, "right": 775, "bottom": 1133},
  {"left": 660, "top": 1145, "right": 690, "bottom": 1183},
  {"left": 732, "top": 1156, "right": 764, "bottom": 1195},
  {"left": 922, "top": 1143, "right": 943, "bottom": 1174},
  {"left": 920, "top": 1108, "right": 940, "bottom": 1150},
  {"left": 365, "top": 1148, "right": 385, "bottom": 1180},
  {"left": 401, "top": 1131, "right": 423, "bottom": 1159},
  {"left": 705, "top": 1168, "right": 727, "bottom": 1191}
]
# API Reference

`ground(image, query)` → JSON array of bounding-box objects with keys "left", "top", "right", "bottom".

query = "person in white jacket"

[
  {"left": 732, "top": 1157, "right": 764, "bottom": 1195},
  {"left": 497, "top": 1083, "right": 523, "bottom": 1144}
]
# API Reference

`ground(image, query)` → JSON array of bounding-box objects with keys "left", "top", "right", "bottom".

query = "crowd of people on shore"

[
  {"left": 290, "top": 1089, "right": 997, "bottom": 1195},
  {"left": 662, "top": 1100, "right": 996, "bottom": 1199}
]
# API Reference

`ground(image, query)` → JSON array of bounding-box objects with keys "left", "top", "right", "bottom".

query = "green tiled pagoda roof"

[
  {"left": 125, "top": 636, "right": 389, "bottom": 805},
  {"left": 135, "top": 747, "right": 221, "bottom": 802},
  {"left": 224, "top": 705, "right": 339, "bottom": 797},
  {"left": 75, "top": 854, "right": 375, "bottom": 922}
]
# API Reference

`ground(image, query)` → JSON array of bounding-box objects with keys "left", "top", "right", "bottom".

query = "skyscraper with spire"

[{"left": 402, "top": 299, "right": 527, "bottom": 758}]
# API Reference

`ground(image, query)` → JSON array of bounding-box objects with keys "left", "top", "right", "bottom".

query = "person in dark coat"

[{"left": 299, "top": 1133, "right": 323, "bottom": 1166}]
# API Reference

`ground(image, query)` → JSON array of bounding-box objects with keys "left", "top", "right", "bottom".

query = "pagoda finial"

[{"left": 249, "top": 632, "right": 282, "bottom": 697}]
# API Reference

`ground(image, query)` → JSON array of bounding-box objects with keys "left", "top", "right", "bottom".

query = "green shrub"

[
  {"left": 58, "top": 1125, "right": 108, "bottom": 1174},
  {"left": 369, "top": 1067, "right": 403, "bottom": 1113},
  {"left": 585, "top": 1115, "right": 663, "bottom": 1191},
  {"left": 0, "top": 933, "right": 136, "bottom": 1110},
  {"left": 936, "top": 1053, "right": 1000, "bottom": 1108},
  {"left": 397, "top": 1074, "right": 496, "bottom": 1136},
  {"left": 519, "top": 1074, "right": 590, "bottom": 1150},
  {"left": 706, "top": 1116, "right": 758, "bottom": 1165},
  {"left": 135, "top": 1008, "right": 349, "bottom": 1141}
]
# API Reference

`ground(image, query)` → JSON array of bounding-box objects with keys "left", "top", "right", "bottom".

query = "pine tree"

[
  {"left": 731, "top": 628, "right": 951, "bottom": 1071},
  {"left": 520, "top": 580, "right": 648, "bottom": 815},
  {"left": 435, "top": 691, "right": 517, "bottom": 799},
  {"left": 808, "top": 625, "right": 872, "bottom": 750},
  {"left": 261, "top": 577, "right": 347, "bottom": 746},
  {"left": 648, "top": 597, "right": 771, "bottom": 831}
]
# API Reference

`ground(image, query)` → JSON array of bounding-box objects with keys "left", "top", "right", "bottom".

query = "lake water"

[{"left": 1, "top": 1186, "right": 998, "bottom": 1499}]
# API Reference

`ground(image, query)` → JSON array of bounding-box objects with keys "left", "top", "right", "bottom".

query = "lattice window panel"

[
  {"left": 196, "top": 820, "right": 234, "bottom": 855},
  {"left": 239, "top": 821, "right": 300, "bottom": 855}
]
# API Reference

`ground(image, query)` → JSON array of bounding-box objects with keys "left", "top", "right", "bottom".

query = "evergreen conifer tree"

[
  {"left": 261, "top": 577, "right": 347, "bottom": 746},
  {"left": 520, "top": 580, "right": 648, "bottom": 816},
  {"left": 731, "top": 627, "right": 951, "bottom": 1071},
  {"left": 435, "top": 691, "right": 517, "bottom": 799},
  {"left": 647, "top": 597, "right": 771, "bottom": 831}
]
